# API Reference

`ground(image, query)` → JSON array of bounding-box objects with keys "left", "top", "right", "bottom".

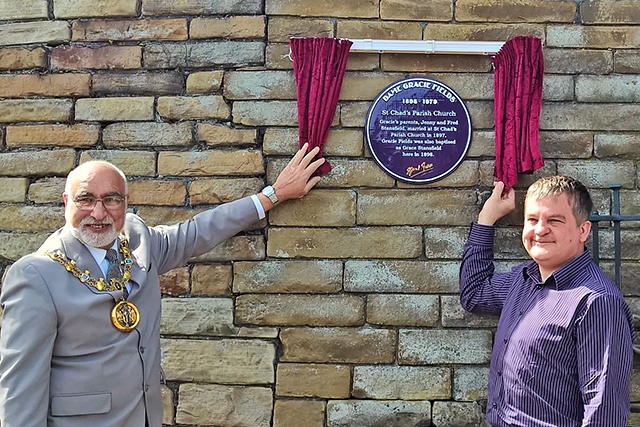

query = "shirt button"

[
  {"left": 493, "top": 403, "right": 498, "bottom": 409},
  {"left": 519, "top": 311, "right": 523, "bottom": 316},
  {"left": 503, "top": 338, "right": 508, "bottom": 344},
  {"left": 497, "top": 371, "right": 502, "bottom": 376},
  {"left": 140, "top": 346, "right": 145, "bottom": 354}
]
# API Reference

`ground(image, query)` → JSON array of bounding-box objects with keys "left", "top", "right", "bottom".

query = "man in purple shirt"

[{"left": 460, "top": 175, "right": 634, "bottom": 426}]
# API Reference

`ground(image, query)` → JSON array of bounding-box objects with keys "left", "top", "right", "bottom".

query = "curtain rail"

[{"left": 348, "top": 39, "right": 505, "bottom": 55}]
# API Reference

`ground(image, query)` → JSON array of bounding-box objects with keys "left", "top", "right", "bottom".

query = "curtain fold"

[
  {"left": 492, "top": 35, "right": 545, "bottom": 191},
  {"left": 290, "top": 37, "right": 352, "bottom": 175}
]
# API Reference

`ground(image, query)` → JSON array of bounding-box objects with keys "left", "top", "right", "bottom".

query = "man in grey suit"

[{"left": 0, "top": 143, "right": 325, "bottom": 426}]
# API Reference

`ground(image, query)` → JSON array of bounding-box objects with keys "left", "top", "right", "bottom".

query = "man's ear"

[
  {"left": 62, "top": 192, "right": 69, "bottom": 207},
  {"left": 579, "top": 220, "right": 592, "bottom": 243}
]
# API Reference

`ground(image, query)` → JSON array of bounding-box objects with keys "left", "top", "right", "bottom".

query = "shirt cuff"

[
  {"left": 468, "top": 222, "right": 496, "bottom": 246},
  {"left": 250, "top": 194, "right": 265, "bottom": 220}
]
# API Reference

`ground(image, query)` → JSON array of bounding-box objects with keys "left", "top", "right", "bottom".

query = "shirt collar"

[
  {"left": 85, "top": 241, "right": 119, "bottom": 266},
  {"left": 521, "top": 248, "right": 592, "bottom": 290}
]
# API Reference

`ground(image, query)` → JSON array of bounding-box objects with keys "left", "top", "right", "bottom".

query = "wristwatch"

[{"left": 261, "top": 185, "right": 279, "bottom": 205}]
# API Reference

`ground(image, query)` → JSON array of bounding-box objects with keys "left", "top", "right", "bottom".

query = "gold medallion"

[{"left": 111, "top": 300, "right": 140, "bottom": 332}]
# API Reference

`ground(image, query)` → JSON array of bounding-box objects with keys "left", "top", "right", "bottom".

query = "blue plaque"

[{"left": 365, "top": 77, "right": 472, "bottom": 184}]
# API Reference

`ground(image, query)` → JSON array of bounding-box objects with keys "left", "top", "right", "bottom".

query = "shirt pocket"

[{"left": 50, "top": 391, "right": 111, "bottom": 416}]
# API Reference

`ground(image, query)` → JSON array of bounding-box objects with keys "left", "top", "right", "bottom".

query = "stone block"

[
  {"left": 280, "top": 327, "right": 396, "bottom": 363},
  {"left": 455, "top": 0, "right": 576, "bottom": 23},
  {"left": 367, "top": 294, "right": 440, "bottom": 327},
  {"left": 266, "top": 0, "right": 378, "bottom": 18},
  {"left": 143, "top": 0, "right": 262, "bottom": 15},
  {"left": 0, "top": 47, "right": 47, "bottom": 70},
  {"left": 432, "top": 401, "right": 488, "bottom": 427},
  {"left": 104, "top": 122, "right": 194, "bottom": 148},
  {"left": 268, "top": 17, "right": 333, "bottom": 42},
  {"left": 269, "top": 189, "right": 356, "bottom": 226},
  {"left": 161, "top": 338, "right": 275, "bottom": 384},
  {"left": 233, "top": 260, "right": 343, "bottom": 293},
  {"left": 186, "top": 71, "right": 224, "bottom": 94},
  {"left": 128, "top": 180, "right": 187, "bottom": 206},
  {"left": 190, "top": 16, "right": 265, "bottom": 39},
  {"left": 337, "top": 20, "right": 423, "bottom": 40},
  {"left": 236, "top": 294, "right": 365, "bottom": 326},
  {"left": 380, "top": 0, "right": 452, "bottom": 21},
  {"left": 191, "top": 235, "right": 266, "bottom": 262},
  {"left": 353, "top": 365, "right": 451, "bottom": 399},
  {"left": 79, "top": 150, "right": 157, "bottom": 177},
  {"left": 51, "top": 45, "right": 141, "bottom": 70},
  {"left": 157, "top": 95, "right": 230, "bottom": 120},
  {"left": 0, "top": 0, "right": 47, "bottom": 19},
  {"left": 76, "top": 97, "right": 154, "bottom": 121},
  {"left": 274, "top": 400, "right": 325, "bottom": 427},
  {"left": 326, "top": 400, "right": 431, "bottom": 427},
  {"left": 189, "top": 177, "right": 263, "bottom": 204},
  {"left": 144, "top": 41, "right": 264, "bottom": 69},
  {"left": 357, "top": 189, "right": 477, "bottom": 225},
  {"left": 92, "top": 72, "right": 184, "bottom": 95},
  {"left": 276, "top": 363, "right": 351, "bottom": 398},
  {"left": 28, "top": 178, "right": 66, "bottom": 204},
  {"left": 453, "top": 365, "right": 489, "bottom": 401},
  {"left": 398, "top": 329, "right": 492, "bottom": 364},
  {"left": 266, "top": 226, "right": 422, "bottom": 259},
  {"left": 345, "top": 260, "right": 460, "bottom": 293},
  {"left": 158, "top": 150, "right": 263, "bottom": 176},
  {"left": 0, "top": 99, "right": 72, "bottom": 123},
  {"left": 54, "top": 0, "right": 137, "bottom": 18},
  {"left": 192, "top": 264, "right": 232, "bottom": 296},
  {"left": 0, "top": 149, "right": 76, "bottom": 177},
  {"left": 0, "top": 74, "right": 90, "bottom": 98},
  {"left": 224, "top": 70, "right": 296, "bottom": 100},
  {"left": 159, "top": 267, "right": 189, "bottom": 296},
  {"left": 197, "top": 123, "right": 256, "bottom": 146},
  {"left": 0, "top": 21, "right": 70, "bottom": 46},
  {"left": 176, "top": 383, "right": 272, "bottom": 426},
  {"left": 7, "top": 124, "right": 98, "bottom": 147},
  {"left": 233, "top": 100, "right": 298, "bottom": 126},
  {"left": 72, "top": 18, "right": 187, "bottom": 41}
]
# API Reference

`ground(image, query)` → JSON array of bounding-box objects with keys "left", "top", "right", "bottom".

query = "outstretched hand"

[
  {"left": 271, "top": 142, "right": 325, "bottom": 203},
  {"left": 477, "top": 181, "right": 516, "bottom": 225}
]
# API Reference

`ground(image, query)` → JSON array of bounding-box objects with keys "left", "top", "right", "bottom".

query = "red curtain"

[
  {"left": 492, "top": 36, "right": 545, "bottom": 191},
  {"left": 290, "top": 37, "right": 352, "bottom": 175}
]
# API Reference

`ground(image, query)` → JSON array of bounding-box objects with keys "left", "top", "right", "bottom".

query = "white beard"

[{"left": 70, "top": 217, "right": 119, "bottom": 248}]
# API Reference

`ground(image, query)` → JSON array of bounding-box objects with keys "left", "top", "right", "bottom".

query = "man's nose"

[
  {"left": 534, "top": 221, "right": 549, "bottom": 234},
  {"left": 90, "top": 200, "right": 109, "bottom": 218}
]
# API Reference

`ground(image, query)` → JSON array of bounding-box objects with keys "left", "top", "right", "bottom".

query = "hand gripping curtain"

[
  {"left": 290, "top": 37, "right": 352, "bottom": 175},
  {"left": 492, "top": 36, "right": 545, "bottom": 191}
]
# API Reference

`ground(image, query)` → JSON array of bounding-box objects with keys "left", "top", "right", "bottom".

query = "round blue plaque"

[{"left": 365, "top": 77, "right": 472, "bottom": 184}]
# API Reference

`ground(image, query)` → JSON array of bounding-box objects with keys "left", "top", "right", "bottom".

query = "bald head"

[{"left": 65, "top": 161, "right": 128, "bottom": 197}]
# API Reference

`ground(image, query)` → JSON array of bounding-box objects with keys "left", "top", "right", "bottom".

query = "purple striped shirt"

[{"left": 460, "top": 222, "right": 634, "bottom": 427}]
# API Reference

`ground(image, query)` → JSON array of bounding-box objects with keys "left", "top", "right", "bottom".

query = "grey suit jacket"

[{"left": 0, "top": 197, "right": 259, "bottom": 427}]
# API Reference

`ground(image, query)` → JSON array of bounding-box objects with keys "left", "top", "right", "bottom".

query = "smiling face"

[
  {"left": 63, "top": 162, "right": 128, "bottom": 249},
  {"left": 522, "top": 193, "right": 591, "bottom": 280}
]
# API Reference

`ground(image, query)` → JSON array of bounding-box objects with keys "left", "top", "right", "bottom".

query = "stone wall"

[{"left": 1, "top": 0, "right": 640, "bottom": 426}]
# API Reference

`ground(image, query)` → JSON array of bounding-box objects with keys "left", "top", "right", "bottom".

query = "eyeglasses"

[{"left": 73, "top": 195, "right": 125, "bottom": 211}]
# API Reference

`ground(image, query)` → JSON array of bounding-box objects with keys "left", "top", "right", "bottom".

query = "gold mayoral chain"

[{"left": 46, "top": 234, "right": 140, "bottom": 332}]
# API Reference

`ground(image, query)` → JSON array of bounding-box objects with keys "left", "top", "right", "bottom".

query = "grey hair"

[{"left": 525, "top": 175, "right": 593, "bottom": 224}]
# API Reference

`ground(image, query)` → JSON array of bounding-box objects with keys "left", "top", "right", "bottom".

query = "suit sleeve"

[
  {"left": 143, "top": 196, "right": 260, "bottom": 275},
  {"left": 0, "top": 258, "right": 58, "bottom": 427}
]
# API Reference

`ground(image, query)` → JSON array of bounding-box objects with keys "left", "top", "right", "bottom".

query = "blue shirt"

[{"left": 460, "top": 222, "right": 634, "bottom": 427}]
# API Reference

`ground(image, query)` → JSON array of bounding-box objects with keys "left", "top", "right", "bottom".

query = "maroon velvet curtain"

[
  {"left": 289, "top": 37, "right": 352, "bottom": 175},
  {"left": 492, "top": 36, "right": 545, "bottom": 191}
]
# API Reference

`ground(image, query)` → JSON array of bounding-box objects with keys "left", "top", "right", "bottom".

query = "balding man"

[{"left": 0, "top": 143, "right": 324, "bottom": 427}]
